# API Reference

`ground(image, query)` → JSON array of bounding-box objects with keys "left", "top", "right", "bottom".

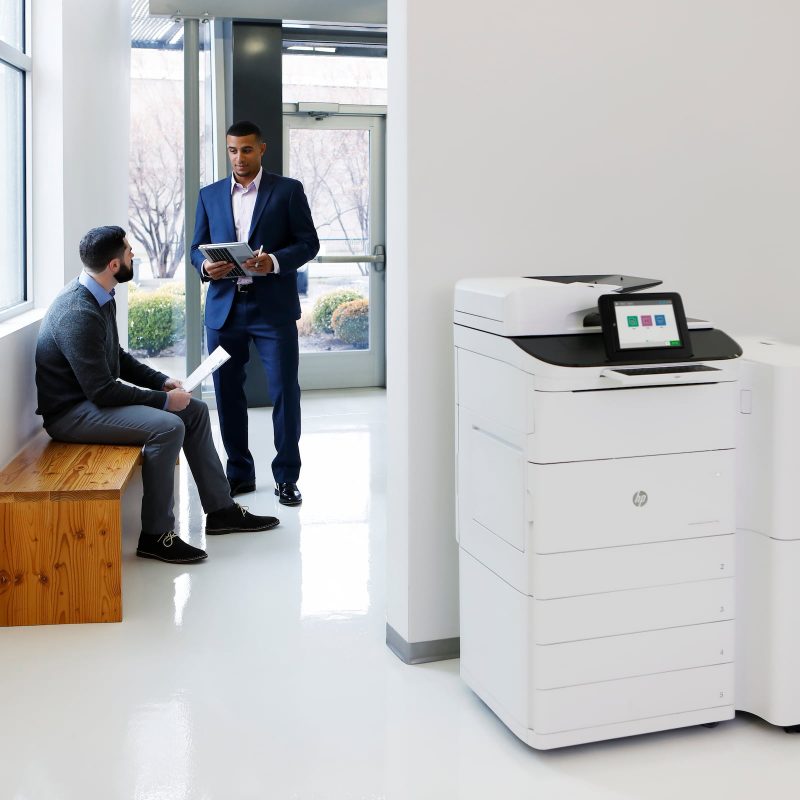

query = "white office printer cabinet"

[
  {"left": 454, "top": 277, "right": 741, "bottom": 749},
  {"left": 735, "top": 338, "right": 800, "bottom": 730}
]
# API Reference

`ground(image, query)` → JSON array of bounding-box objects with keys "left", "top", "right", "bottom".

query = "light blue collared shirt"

[{"left": 79, "top": 270, "right": 115, "bottom": 307}]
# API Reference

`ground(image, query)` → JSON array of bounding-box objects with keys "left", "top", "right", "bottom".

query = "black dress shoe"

[
  {"left": 275, "top": 482, "right": 302, "bottom": 506},
  {"left": 228, "top": 477, "right": 256, "bottom": 497},
  {"left": 136, "top": 531, "right": 208, "bottom": 564},
  {"left": 205, "top": 503, "right": 280, "bottom": 535}
]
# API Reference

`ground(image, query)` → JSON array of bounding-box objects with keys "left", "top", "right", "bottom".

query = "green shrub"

[
  {"left": 156, "top": 282, "right": 187, "bottom": 298},
  {"left": 331, "top": 298, "right": 369, "bottom": 348},
  {"left": 312, "top": 289, "right": 363, "bottom": 334},
  {"left": 128, "top": 287, "right": 186, "bottom": 356}
]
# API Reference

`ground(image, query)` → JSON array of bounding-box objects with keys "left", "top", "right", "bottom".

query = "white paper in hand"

[{"left": 183, "top": 346, "right": 231, "bottom": 392}]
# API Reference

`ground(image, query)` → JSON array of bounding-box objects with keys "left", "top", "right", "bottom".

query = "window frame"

[{"left": 0, "top": 0, "right": 32, "bottom": 322}]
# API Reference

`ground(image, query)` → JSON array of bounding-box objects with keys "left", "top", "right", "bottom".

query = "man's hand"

[
  {"left": 243, "top": 252, "right": 274, "bottom": 275},
  {"left": 166, "top": 388, "right": 192, "bottom": 412},
  {"left": 163, "top": 377, "right": 184, "bottom": 391},
  {"left": 203, "top": 259, "right": 236, "bottom": 280}
]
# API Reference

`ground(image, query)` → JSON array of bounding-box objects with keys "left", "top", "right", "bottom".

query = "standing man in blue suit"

[{"left": 190, "top": 121, "right": 319, "bottom": 506}]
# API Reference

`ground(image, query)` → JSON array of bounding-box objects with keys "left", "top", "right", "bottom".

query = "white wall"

[
  {"left": 34, "top": 0, "right": 131, "bottom": 320},
  {"left": 387, "top": 0, "right": 800, "bottom": 645},
  {"left": 0, "top": 318, "right": 44, "bottom": 462},
  {"left": 0, "top": 0, "right": 132, "bottom": 465}
]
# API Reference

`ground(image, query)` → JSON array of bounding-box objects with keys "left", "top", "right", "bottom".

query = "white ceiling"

[{"left": 149, "top": 0, "right": 387, "bottom": 26}]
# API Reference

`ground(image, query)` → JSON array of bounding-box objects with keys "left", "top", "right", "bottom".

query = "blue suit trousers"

[{"left": 206, "top": 292, "right": 301, "bottom": 485}]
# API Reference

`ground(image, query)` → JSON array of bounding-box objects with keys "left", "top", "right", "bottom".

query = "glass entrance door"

[{"left": 283, "top": 113, "right": 386, "bottom": 389}]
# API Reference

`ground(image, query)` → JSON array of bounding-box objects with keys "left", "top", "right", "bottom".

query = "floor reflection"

[
  {"left": 298, "top": 427, "right": 372, "bottom": 619},
  {"left": 172, "top": 573, "right": 192, "bottom": 628},
  {"left": 128, "top": 697, "right": 193, "bottom": 800},
  {"left": 301, "top": 523, "right": 370, "bottom": 619},
  {"left": 298, "top": 430, "right": 370, "bottom": 524}
]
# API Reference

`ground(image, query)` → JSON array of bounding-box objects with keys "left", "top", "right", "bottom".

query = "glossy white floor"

[{"left": 1, "top": 388, "right": 798, "bottom": 799}]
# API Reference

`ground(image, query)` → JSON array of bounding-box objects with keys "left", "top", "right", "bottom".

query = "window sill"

[{"left": 0, "top": 307, "right": 46, "bottom": 340}]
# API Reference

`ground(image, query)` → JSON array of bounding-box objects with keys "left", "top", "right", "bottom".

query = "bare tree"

[
  {"left": 128, "top": 104, "right": 185, "bottom": 279},
  {"left": 290, "top": 129, "right": 370, "bottom": 268}
]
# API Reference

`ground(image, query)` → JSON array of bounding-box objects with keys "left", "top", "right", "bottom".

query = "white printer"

[{"left": 454, "top": 275, "right": 742, "bottom": 749}]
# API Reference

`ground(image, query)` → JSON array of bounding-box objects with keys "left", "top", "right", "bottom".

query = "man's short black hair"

[
  {"left": 226, "top": 120, "right": 263, "bottom": 140},
  {"left": 79, "top": 226, "right": 127, "bottom": 273}
]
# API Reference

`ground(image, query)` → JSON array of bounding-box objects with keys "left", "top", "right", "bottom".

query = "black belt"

[{"left": 234, "top": 282, "right": 252, "bottom": 294}]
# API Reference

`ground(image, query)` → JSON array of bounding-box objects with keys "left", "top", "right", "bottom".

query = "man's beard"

[{"left": 116, "top": 262, "right": 134, "bottom": 283}]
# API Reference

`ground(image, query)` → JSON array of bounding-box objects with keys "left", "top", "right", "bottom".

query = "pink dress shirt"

[{"left": 231, "top": 168, "right": 280, "bottom": 284}]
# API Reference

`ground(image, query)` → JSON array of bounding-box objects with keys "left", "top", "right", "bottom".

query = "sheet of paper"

[{"left": 182, "top": 346, "right": 231, "bottom": 392}]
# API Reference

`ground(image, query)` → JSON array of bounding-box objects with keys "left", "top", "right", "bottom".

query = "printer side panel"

[{"left": 735, "top": 350, "right": 800, "bottom": 727}]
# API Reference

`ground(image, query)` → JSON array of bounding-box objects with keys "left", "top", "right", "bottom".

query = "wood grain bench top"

[{"left": 0, "top": 436, "right": 142, "bottom": 503}]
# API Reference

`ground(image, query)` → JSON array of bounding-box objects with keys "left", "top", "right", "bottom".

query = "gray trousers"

[{"left": 46, "top": 399, "right": 232, "bottom": 536}]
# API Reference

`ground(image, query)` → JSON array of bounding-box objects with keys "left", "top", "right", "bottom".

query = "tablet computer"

[
  {"left": 598, "top": 292, "right": 693, "bottom": 361},
  {"left": 199, "top": 242, "right": 258, "bottom": 277}
]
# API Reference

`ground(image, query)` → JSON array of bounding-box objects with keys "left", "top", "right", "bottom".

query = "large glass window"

[
  {"left": 0, "top": 0, "right": 28, "bottom": 314},
  {"left": 0, "top": 0, "right": 24, "bottom": 51},
  {"left": 128, "top": 7, "right": 212, "bottom": 375},
  {"left": 128, "top": 20, "right": 185, "bottom": 376}
]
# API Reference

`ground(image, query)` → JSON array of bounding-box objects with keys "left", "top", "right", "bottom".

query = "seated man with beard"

[{"left": 35, "top": 225, "right": 279, "bottom": 564}]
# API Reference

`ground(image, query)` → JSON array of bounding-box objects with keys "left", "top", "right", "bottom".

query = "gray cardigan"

[{"left": 35, "top": 279, "right": 168, "bottom": 427}]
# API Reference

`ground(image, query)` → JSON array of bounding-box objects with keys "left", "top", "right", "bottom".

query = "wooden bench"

[{"left": 0, "top": 436, "right": 142, "bottom": 626}]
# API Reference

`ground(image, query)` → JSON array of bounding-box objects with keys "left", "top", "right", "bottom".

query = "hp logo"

[{"left": 632, "top": 491, "right": 648, "bottom": 507}]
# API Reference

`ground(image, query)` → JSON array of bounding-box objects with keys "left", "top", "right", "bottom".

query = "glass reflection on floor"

[
  {"left": 299, "top": 429, "right": 371, "bottom": 619},
  {"left": 301, "top": 523, "right": 370, "bottom": 619},
  {"left": 172, "top": 573, "right": 192, "bottom": 628}
]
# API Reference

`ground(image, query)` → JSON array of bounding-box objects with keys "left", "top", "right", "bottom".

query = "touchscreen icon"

[
  {"left": 641, "top": 315, "right": 653, "bottom": 327},
  {"left": 655, "top": 315, "right": 667, "bottom": 326},
  {"left": 627, "top": 316, "right": 639, "bottom": 327}
]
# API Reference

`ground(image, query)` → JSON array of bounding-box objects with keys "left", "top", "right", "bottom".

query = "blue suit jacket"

[{"left": 190, "top": 172, "right": 320, "bottom": 330}]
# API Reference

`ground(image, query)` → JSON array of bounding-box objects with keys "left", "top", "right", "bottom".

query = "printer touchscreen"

[
  {"left": 615, "top": 298, "right": 681, "bottom": 349},
  {"left": 598, "top": 292, "right": 692, "bottom": 361}
]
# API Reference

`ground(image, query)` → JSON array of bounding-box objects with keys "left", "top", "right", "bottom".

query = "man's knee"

[
  {"left": 149, "top": 412, "right": 185, "bottom": 447},
  {"left": 178, "top": 398, "right": 214, "bottom": 434},
  {"left": 185, "top": 397, "right": 210, "bottom": 422},
  {"left": 189, "top": 397, "right": 208, "bottom": 413}
]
